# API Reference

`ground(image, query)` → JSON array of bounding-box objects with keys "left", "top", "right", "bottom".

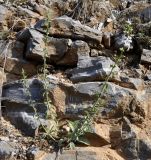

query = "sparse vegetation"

[
  {"left": 1, "top": 1, "right": 151, "bottom": 159},
  {"left": 21, "top": 9, "right": 124, "bottom": 150}
]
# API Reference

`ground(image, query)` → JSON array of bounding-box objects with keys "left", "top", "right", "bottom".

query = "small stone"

[
  {"left": 110, "top": 126, "right": 122, "bottom": 148},
  {"left": 0, "top": 137, "right": 9, "bottom": 141},
  {"left": 68, "top": 56, "right": 119, "bottom": 83},
  {"left": 57, "top": 40, "right": 90, "bottom": 66},
  {"left": 90, "top": 49, "right": 98, "bottom": 57},
  {"left": 146, "top": 73, "right": 151, "bottom": 81},
  {"left": 141, "top": 49, "right": 151, "bottom": 65},
  {"left": 107, "top": 18, "right": 112, "bottom": 23},
  {"left": 102, "top": 32, "right": 112, "bottom": 49},
  {"left": 26, "top": 147, "right": 46, "bottom": 160},
  {"left": 120, "top": 77, "right": 145, "bottom": 90}
]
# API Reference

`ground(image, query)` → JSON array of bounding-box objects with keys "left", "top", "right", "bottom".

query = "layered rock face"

[{"left": 0, "top": 0, "right": 151, "bottom": 160}]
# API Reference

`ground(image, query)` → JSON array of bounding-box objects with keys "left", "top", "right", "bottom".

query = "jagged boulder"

[
  {"left": 57, "top": 40, "right": 90, "bottom": 66},
  {"left": 2, "top": 78, "right": 49, "bottom": 135},
  {"left": 17, "top": 28, "right": 71, "bottom": 63},
  {"left": 0, "top": 77, "right": 138, "bottom": 136},
  {"left": 34, "top": 16, "right": 102, "bottom": 48},
  {"left": 0, "top": 40, "right": 37, "bottom": 76},
  {"left": 119, "top": 3, "right": 151, "bottom": 22},
  {"left": 2, "top": 77, "right": 147, "bottom": 128},
  {"left": 17, "top": 28, "right": 91, "bottom": 65},
  {"left": 67, "top": 56, "right": 119, "bottom": 83},
  {"left": 50, "top": 80, "right": 145, "bottom": 119},
  {"left": 110, "top": 117, "right": 151, "bottom": 159}
]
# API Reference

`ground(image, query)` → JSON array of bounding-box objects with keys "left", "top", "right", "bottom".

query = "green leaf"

[
  {"left": 78, "top": 137, "right": 90, "bottom": 146},
  {"left": 69, "top": 142, "right": 75, "bottom": 149},
  {"left": 85, "top": 125, "right": 94, "bottom": 133},
  {"left": 67, "top": 120, "right": 78, "bottom": 132}
]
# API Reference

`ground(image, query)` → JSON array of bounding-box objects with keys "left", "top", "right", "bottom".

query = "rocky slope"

[{"left": 0, "top": 0, "right": 151, "bottom": 160}]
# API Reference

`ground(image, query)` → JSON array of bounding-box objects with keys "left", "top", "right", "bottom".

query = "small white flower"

[{"left": 127, "top": 19, "right": 132, "bottom": 25}]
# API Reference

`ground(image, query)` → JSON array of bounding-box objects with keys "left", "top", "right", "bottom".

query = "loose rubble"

[{"left": 0, "top": 0, "right": 151, "bottom": 160}]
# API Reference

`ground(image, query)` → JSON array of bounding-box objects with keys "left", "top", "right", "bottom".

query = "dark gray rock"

[
  {"left": 26, "top": 36, "right": 69, "bottom": 63},
  {"left": 4, "top": 107, "right": 46, "bottom": 136},
  {"left": 34, "top": 16, "right": 102, "bottom": 48},
  {"left": 110, "top": 117, "right": 139, "bottom": 159},
  {"left": 113, "top": 33, "right": 133, "bottom": 51},
  {"left": 0, "top": 40, "right": 37, "bottom": 76},
  {"left": 50, "top": 81, "right": 135, "bottom": 119},
  {"left": 17, "top": 28, "right": 71, "bottom": 63},
  {"left": 2, "top": 78, "right": 57, "bottom": 136},
  {"left": 138, "top": 139, "right": 151, "bottom": 160},
  {"left": 2, "top": 79, "right": 44, "bottom": 103},
  {"left": 17, "top": 28, "right": 33, "bottom": 42},
  {"left": 17, "top": 28, "right": 91, "bottom": 66},
  {"left": 2, "top": 77, "right": 145, "bottom": 136},
  {"left": 0, "top": 40, "right": 24, "bottom": 59},
  {"left": 121, "top": 117, "right": 138, "bottom": 159},
  {"left": 120, "top": 117, "right": 151, "bottom": 160},
  {"left": 67, "top": 56, "right": 119, "bottom": 83},
  {"left": 2, "top": 78, "right": 131, "bottom": 135},
  {"left": 0, "top": 141, "right": 16, "bottom": 160},
  {"left": 57, "top": 40, "right": 90, "bottom": 66},
  {"left": 140, "top": 6, "right": 151, "bottom": 23},
  {"left": 119, "top": 4, "right": 151, "bottom": 23},
  {"left": 122, "top": 137, "right": 138, "bottom": 159},
  {"left": 26, "top": 146, "right": 41, "bottom": 160}
]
